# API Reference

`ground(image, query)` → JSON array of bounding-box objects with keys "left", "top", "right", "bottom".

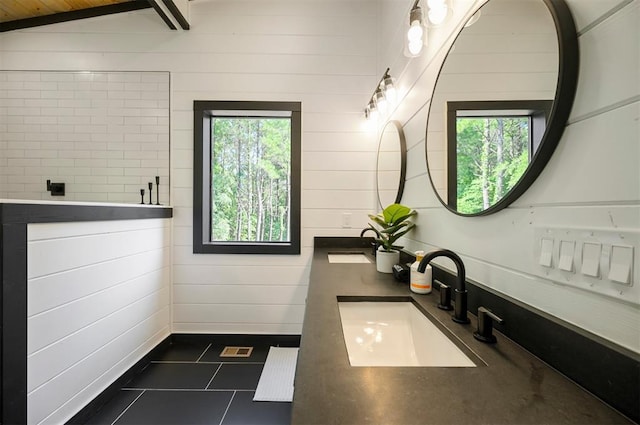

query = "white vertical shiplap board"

[
  {"left": 384, "top": 0, "right": 640, "bottom": 353},
  {"left": 0, "top": 0, "right": 381, "bottom": 334},
  {"left": 27, "top": 219, "right": 171, "bottom": 424}
]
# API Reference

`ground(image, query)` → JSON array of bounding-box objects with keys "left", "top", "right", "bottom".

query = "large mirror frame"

[
  {"left": 425, "top": 0, "right": 579, "bottom": 216},
  {"left": 376, "top": 120, "right": 407, "bottom": 209}
]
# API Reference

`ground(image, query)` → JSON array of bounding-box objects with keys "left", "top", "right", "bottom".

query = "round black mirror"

[
  {"left": 425, "top": 0, "right": 579, "bottom": 216},
  {"left": 377, "top": 120, "right": 407, "bottom": 209}
]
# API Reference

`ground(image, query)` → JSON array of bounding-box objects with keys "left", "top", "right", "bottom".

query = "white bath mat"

[{"left": 253, "top": 347, "right": 299, "bottom": 402}]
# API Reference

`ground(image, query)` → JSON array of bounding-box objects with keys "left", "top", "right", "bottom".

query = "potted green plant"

[{"left": 364, "top": 203, "right": 416, "bottom": 273}]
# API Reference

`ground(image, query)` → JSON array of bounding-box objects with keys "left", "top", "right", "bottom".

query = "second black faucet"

[{"left": 417, "top": 249, "right": 470, "bottom": 324}]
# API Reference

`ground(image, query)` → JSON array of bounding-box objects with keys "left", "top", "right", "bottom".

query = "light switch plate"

[
  {"left": 341, "top": 212, "right": 352, "bottom": 228},
  {"left": 581, "top": 242, "right": 601, "bottom": 278},
  {"left": 533, "top": 227, "right": 639, "bottom": 306},
  {"left": 539, "top": 238, "right": 554, "bottom": 267},
  {"left": 558, "top": 240, "right": 575, "bottom": 272},
  {"left": 608, "top": 245, "right": 633, "bottom": 285}
]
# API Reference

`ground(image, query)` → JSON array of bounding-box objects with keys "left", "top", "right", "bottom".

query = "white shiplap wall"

[
  {"left": 27, "top": 218, "right": 171, "bottom": 424},
  {"left": 0, "top": 0, "right": 380, "bottom": 335},
  {"left": 381, "top": 0, "right": 640, "bottom": 353},
  {"left": 0, "top": 71, "right": 170, "bottom": 203}
]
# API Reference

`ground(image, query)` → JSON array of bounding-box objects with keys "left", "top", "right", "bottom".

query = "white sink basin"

[
  {"left": 338, "top": 301, "right": 478, "bottom": 367},
  {"left": 328, "top": 253, "right": 371, "bottom": 264}
]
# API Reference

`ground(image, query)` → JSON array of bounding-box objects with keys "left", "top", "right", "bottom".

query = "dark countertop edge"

[
  {"left": 292, "top": 237, "right": 636, "bottom": 425},
  {"left": 313, "top": 236, "right": 375, "bottom": 249},
  {"left": 0, "top": 202, "right": 173, "bottom": 224}
]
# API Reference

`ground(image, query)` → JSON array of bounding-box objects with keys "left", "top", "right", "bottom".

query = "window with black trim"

[
  {"left": 446, "top": 100, "right": 552, "bottom": 214},
  {"left": 193, "top": 101, "right": 301, "bottom": 254}
]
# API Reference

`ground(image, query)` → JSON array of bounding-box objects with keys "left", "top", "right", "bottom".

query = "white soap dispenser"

[{"left": 410, "top": 251, "right": 432, "bottom": 294}]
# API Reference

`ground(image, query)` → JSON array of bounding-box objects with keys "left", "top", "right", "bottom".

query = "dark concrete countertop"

[{"left": 291, "top": 244, "right": 631, "bottom": 424}]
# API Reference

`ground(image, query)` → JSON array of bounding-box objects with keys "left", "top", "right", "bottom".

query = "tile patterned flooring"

[{"left": 83, "top": 339, "right": 297, "bottom": 425}]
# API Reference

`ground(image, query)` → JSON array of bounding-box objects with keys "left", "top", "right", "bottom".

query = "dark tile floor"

[{"left": 83, "top": 338, "right": 297, "bottom": 425}]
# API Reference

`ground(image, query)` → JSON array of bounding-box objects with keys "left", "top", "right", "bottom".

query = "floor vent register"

[{"left": 220, "top": 346, "right": 254, "bottom": 358}]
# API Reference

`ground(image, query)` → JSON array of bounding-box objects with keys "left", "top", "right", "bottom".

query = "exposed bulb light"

[
  {"left": 407, "top": 19, "right": 424, "bottom": 41},
  {"left": 382, "top": 74, "right": 397, "bottom": 106},
  {"left": 405, "top": 1, "right": 426, "bottom": 57},
  {"left": 426, "top": 0, "right": 450, "bottom": 26},
  {"left": 428, "top": 5, "right": 448, "bottom": 25},
  {"left": 367, "top": 100, "right": 379, "bottom": 122},
  {"left": 363, "top": 68, "right": 397, "bottom": 123},
  {"left": 374, "top": 89, "right": 387, "bottom": 115},
  {"left": 408, "top": 39, "right": 424, "bottom": 56}
]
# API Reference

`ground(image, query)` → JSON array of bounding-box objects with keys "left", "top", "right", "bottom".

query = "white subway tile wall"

[{"left": 0, "top": 71, "right": 170, "bottom": 203}]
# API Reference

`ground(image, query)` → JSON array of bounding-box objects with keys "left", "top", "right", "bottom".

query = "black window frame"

[
  {"left": 193, "top": 100, "right": 301, "bottom": 255},
  {"left": 446, "top": 100, "right": 553, "bottom": 210}
]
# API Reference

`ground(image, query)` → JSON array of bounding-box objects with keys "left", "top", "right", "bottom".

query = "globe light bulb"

[
  {"left": 407, "top": 20, "right": 424, "bottom": 42},
  {"left": 375, "top": 90, "right": 388, "bottom": 115},
  {"left": 368, "top": 101, "right": 379, "bottom": 122},
  {"left": 428, "top": 4, "right": 448, "bottom": 25},
  {"left": 408, "top": 40, "right": 424, "bottom": 56},
  {"left": 383, "top": 78, "right": 397, "bottom": 106}
]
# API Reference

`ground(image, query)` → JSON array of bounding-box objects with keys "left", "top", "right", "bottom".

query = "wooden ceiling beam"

[{"left": 146, "top": 0, "right": 189, "bottom": 30}]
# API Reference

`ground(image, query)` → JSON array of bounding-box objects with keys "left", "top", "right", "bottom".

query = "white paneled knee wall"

[{"left": 26, "top": 218, "right": 171, "bottom": 425}]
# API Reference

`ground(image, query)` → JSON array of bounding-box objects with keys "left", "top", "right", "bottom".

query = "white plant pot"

[{"left": 376, "top": 248, "right": 400, "bottom": 273}]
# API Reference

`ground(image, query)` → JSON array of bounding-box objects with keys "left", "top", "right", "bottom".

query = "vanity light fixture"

[
  {"left": 364, "top": 68, "right": 396, "bottom": 122},
  {"left": 405, "top": 0, "right": 453, "bottom": 57},
  {"left": 405, "top": 0, "right": 427, "bottom": 57}
]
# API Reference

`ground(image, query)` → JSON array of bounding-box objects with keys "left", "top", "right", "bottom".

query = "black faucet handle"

[
  {"left": 473, "top": 306, "right": 504, "bottom": 344},
  {"left": 436, "top": 281, "right": 453, "bottom": 311}
]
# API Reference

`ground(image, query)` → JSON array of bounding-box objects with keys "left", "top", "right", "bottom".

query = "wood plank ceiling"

[
  {"left": 0, "top": 0, "right": 160, "bottom": 31},
  {"left": 0, "top": 0, "right": 135, "bottom": 22}
]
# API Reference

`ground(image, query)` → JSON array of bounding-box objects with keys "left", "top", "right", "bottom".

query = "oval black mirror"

[
  {"left": 377, "top": 120, "right": 407, "bottom": 209},
  {"left": 425, "top": 0, "right": 579, "bottom": 216}
]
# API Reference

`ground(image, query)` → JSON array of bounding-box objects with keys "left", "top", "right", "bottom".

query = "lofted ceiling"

[
  {"left": 0, "top": 0, "right": 191, "bottom": 32},
  {"left": 0, "top": 0, "right": 136, "bottom": 22}
]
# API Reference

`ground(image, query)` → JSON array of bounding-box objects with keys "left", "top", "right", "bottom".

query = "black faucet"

[
  {"left": 417, "top": 249, "right": 470, "bottom": 324},
  {"left": 360, "top": 227, "right": 379, "bottom": 256}
]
